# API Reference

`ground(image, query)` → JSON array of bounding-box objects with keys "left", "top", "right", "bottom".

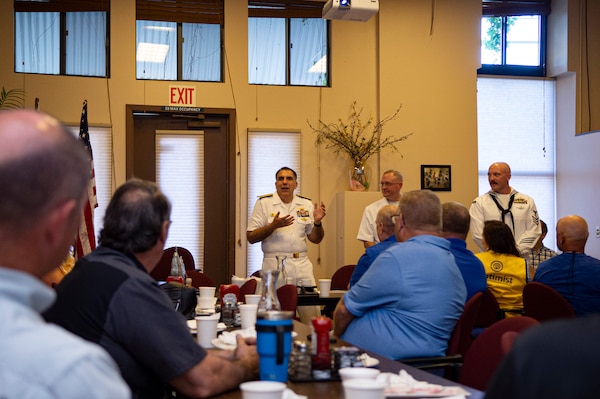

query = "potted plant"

[{"left": 308, "top": 102, "right": 412, "bottom": 191}]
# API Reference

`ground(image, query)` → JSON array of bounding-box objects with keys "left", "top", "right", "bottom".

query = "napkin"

[
  {"left": 283, "top": 388, "right": 308, "bottom": 399},
  {"left": 218, "top": 328, "right": 257, "bottom": 346},
  {"left": 377, "top": 370, "right": 469, "bottom": 397}
]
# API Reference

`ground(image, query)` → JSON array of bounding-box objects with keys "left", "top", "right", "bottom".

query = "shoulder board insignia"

[
  {"left": 297, "top": 195, "right": 311, "bottom": 201},
  {"left": 258, "top": 194, "right": 273, "bottom": 199}
]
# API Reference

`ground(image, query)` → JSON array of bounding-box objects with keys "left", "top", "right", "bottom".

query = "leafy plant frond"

[{"left": 0, "top": 87, "right": 25, "bottom": 110}]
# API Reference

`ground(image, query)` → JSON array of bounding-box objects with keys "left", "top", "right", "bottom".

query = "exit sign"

[{"left": 169, "top": 85, "right": 196, "bottom": 106}]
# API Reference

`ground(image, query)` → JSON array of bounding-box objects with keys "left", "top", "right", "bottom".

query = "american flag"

[{"left": 75, "top": 100, "right": 98, "bottom": 260}]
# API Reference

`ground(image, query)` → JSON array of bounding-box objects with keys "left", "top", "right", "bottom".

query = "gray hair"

[{"left": 399, "top": 190, "right": 441, "bottom": 232}]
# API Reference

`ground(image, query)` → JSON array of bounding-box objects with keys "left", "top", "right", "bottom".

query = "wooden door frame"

[{"left": 125, "top": 104, "right": 236, "bottom": 286}]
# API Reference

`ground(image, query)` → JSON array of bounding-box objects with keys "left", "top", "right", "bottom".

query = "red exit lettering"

[{"left": 169, "top": 86, "right": 196, "bottom": 106}]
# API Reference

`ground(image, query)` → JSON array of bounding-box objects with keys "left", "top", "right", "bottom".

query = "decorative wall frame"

[{"left": 421, "top": 165, "right": 451, "bottom": 191}]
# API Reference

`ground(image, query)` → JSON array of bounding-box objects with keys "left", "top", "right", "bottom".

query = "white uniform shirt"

[
  {"left": 356, "top": 197, "right": 399, "bottom": 244},
  {"left": 247, "top": 193, "right": 317, "bottom": 285},
  {"left": 469, "top": 189, "right": 541, "bottom": 255}
]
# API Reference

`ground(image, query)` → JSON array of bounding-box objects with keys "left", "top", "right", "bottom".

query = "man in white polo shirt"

[{"left": 357, "top": 169, "right": 403, "bottom": 248}]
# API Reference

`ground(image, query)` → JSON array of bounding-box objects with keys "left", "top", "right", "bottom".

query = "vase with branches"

[{"left": 308, "top": 101, "right": 413, "bottom": 191}]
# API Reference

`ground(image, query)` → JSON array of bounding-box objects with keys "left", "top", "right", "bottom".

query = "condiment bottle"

[{"left": 311, "top": 316, "right": 332, "bottom": 380}]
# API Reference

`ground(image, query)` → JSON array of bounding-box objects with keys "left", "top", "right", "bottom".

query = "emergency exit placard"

[{"left": 169, "top": 85, "right": 196, "bottom": 107}]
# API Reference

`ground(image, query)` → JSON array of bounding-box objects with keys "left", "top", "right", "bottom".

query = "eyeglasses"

[
  {"left": 391, "top": 215, "right": 401, "bottom": 224},
  {"left": 380, "top": 181, "right": 400, "bottom": 187}
]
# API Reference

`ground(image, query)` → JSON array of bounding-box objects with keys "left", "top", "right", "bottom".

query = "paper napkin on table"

[
  {"left": 377, "top": 370, "right": 470, "bottom": 397},
  {"left": 283, "top": 388, "right": 307, "bottom": 399},
  {"left": 218, "top": 328, "right": 256, "bottom": 346}
]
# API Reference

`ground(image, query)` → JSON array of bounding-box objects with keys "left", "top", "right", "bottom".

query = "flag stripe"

[{"left": 75, "top": 100, "right": 98, "bottom": 260}]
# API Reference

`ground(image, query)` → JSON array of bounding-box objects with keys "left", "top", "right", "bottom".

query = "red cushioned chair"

[
  {"left": 458, "top": 316, "right": 540, "bottom": 391},
  {"left": 330, "top": 264, "right": 356, "bottom": 290},
  {"left": 238, "top": 278, "right": 258, "bottom": 302},
  {"left": 150, "top": 246, "right": 196, "bottom": 281},
  {"left": 523, "top": 281, "right": 577, "bottom": 322},
  {"left": 277, "top": 284, "right": 298, "bottom": 313},
  {"left": 185, "top": 269, "right": 215, "bottom": 288}
]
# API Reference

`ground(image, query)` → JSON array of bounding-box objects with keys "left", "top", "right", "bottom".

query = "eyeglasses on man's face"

[
  {"left": 380, "top": 181, "right": 400, "bottom": 187},
  {"left": 391, "top": 214, "right": 401, "bottom": 224}
]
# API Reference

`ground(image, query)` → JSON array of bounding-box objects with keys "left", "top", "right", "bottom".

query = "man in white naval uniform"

[
  {"left": 247, "top": 167, "right": 326, "bottom": 320},
  {"left": 356, "top": 170, "right": 403, "bottom": 248},
  {"left": 469, "top": 162, "right": 541, "bottom": 256}
]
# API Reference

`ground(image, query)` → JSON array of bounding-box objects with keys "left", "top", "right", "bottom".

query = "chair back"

[
  {"left": 459, "top": 316, "right": 540, "bottom": 391},
  {"left": 330, "top": 264, "right": 356, "bottom": 290},
  {"left": 150, "top": 246, "right": 196, "bottom": 281},
  {"left": 474, "top": 289, "right": 503, "bottom": 329},
  {"left": 523, "top": 281, "right": 576, "bottom": 322},
  {"left": 447, "top": 291, "right": 483, "bottom": 356},
  {"left": 238, "top": 278, "right": 258, "bottom": 302},
  {"left": 277, "top": 284, "right": 298, "bottom": 313},
  {"left": 186, "top": 269, "right": 215, "bottom": 288}
]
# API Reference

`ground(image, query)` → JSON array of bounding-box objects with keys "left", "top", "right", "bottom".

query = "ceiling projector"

[{"left": 322, "top": 0, "right": 379, "bottom": 22}]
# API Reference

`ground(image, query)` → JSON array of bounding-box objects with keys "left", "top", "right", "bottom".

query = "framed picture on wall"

[{"left": 421, "top": 165, "right": 451, "bottom": 191}]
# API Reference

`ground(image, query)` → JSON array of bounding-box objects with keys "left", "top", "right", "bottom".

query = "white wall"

[{"left": 556, "top": 73, "right": 600, "bottom": 258}]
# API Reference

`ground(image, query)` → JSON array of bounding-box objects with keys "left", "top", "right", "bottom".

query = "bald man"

[
  {"left": 469, "top": 162, "right": 541, "bottom": 255},
  {"left": 534, "top": 215, "right": 600, "bottom": 316},
  {"left": 0, "top": 109, "right": 130, "bottom": 398}
]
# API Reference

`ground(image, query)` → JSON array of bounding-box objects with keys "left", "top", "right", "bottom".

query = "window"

[
  {"left": 247, "top": 130, "right": 301, "bottom": 276},
  {"left": 248, "top": 2, "right": 329, "bottom": 86},
  {"left": 136, "top": 0, "right": 223, "bottom": 82},
  {"left": 14, "top": 1, "right": 109, "bottom": 77},
  {"left": 66, "top": 125, "right": 113, "bottom": 242},
  {"left": 156, "top": 131, "right": 205, "bottom": 271},
  {"left": 477, "top": 77, "right": 556, "bottom": 249},
  {"left": 479, "top": 0, "right": 550, "bottom": 77}
]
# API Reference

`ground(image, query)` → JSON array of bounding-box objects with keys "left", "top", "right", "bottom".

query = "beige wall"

[{"left": 0, "top": 0, "right": 482, "bottom": 278}]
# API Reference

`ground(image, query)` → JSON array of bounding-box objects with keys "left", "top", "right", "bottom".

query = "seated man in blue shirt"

[
  {"left": 349, "top": 205, "right": 398, "bottom": 287},
  {"left": 333, "top": 190, "right": 466, "bottom": 360},
  {"left": 534, "top": 214, "right": 600, "bottom": 316},
  {"left": 442, "top": 201, "right": 487, "bottom": 301}
]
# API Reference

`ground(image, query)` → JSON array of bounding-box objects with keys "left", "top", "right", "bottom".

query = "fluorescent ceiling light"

[
  {"left": 145, "top": 26, "right": 176, "bottom": 32},
  {"left": 308, "top": 56, "right": 327, "bottom": 73},
  {"left": 137, "top": 42, "right": 170, "bottom": 63}
]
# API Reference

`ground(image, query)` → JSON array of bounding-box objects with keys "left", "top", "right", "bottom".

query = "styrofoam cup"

[
  {"left": 245, "top": 294, "right": 262, "bottom": 305},
  {"left": 239, "top": 303, "right": 259, "bottom": 329},
  {"left": 198, "top": 286, "right": 216, "bottom": 298},
  {"left": 318, "top": 278, "right": 332, "bottom": 298},
  {"left": 239, "top": 381, "right": 286, "bottom": 399}
]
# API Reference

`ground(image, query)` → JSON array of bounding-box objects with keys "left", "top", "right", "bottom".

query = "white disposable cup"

[
  {"left": 195, "top": 313, "right": 220, "bottom": 348},
  {"left": 338, "top": 367, "right": 381, "bottom": 381},
  {"left": 239, "top": 381, "right": 286, "bottom": 399},
  {"left": 239, "top": 303, "right": 258, "bottom": 329},
  {"left": 197, "top": 296, "right": 217, "bottom": 310},
  {"left": 245, "top": 294, "right": 262, "bottom": 305},
  {"left": 342, "top": 378, "right": 386, "bottom": 399},
  {"left": 318, "top": 278, "right": 332, "bottom": 298},
  {"left": 198, "top": 286, "right": 216, "bottom": 298}
]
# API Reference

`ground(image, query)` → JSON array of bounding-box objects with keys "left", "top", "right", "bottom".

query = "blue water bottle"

[{"left": 256, "top": 310, "right": 294, "bottom": 382}]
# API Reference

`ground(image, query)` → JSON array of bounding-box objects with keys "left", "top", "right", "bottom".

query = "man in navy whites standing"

[
  {"left": 469, "top": 162, "right": 541, "bottom": 256},
  {"left": 247, "top": 166, "right": 326, "bottom": 320}
]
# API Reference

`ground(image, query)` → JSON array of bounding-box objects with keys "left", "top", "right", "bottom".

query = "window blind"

[
  {"left": 249, "top": 0, "right": 323, "bottom": 18},
  {"left": 156, "top": 131, "right": 205, "bottom": 272},
  {"left": 482, "top": 0, "right": 551, "bottom": 16},
  {"left": 247, "top": 129, "right": 301, "bottom": 276},
  {"left": 477, "top": 76, "right": 556, "bottom": 249},
  {"left": 67, "top": 125, "right": 113, "bottom": 244},
  {"left": 137, "top": 0, "right": 223, "bottom": 24},
  {"left": 14, "top": 0, "right": 109, "bottom": 12}
]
